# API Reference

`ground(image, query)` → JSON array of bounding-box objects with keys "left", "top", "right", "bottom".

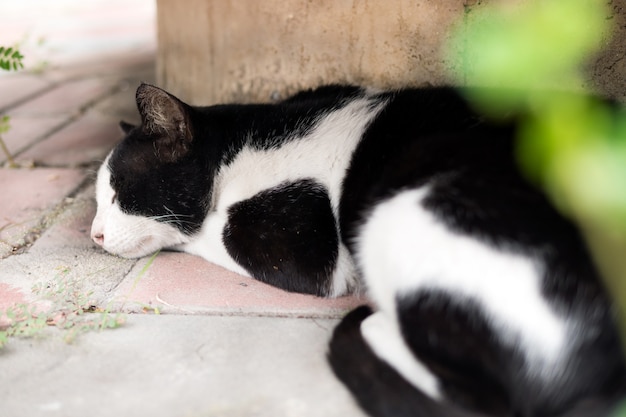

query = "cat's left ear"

[{"left": 135, "top": 83, "right": 193, "bottom": 162}]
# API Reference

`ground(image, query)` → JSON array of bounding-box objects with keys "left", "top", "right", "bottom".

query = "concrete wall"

[
  {"left": 589, "top": 0, "right": 626, "bottom": 101},
  {"left": 156, "top": 0, "right": 626, "bottom": 105}
]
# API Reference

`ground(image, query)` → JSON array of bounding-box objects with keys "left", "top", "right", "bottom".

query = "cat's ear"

[
  {"left": 135, "top": 83, "right": 193, "bottom": 162},
  {"left": 119, "top": 120, "right": 136, "bottom": 134}
]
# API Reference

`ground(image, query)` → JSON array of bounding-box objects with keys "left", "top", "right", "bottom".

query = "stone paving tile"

[
  {"left": 110, "top": 251, "right": 367, "bottom": 317},
  {"left": 0, "top": 168, "right": 86, "bottom": 258},
  {"left": 8, "top": 77, "right": 117, "bottom": 117},
  {"left": 0, "top": 114, "right": 69, "bottom": 165},
  {"left": 43, "top": 49, "right": 157, "bottom": 83},
  {"left": 18, "top": 111, "right": 123, "bottom": 167},
  {"left": 0, "top": 283, "right": 28, "bottom": 311},
  {"left": 0, "top": 184, "right": 136, "bottom": 310},
  {"left": 32, "top": 183, "right": 98, "bottom": 252},
  {"left": 0, "top": 314, "right": 365, "bottom": 417},
  {"left": 92, "top": 80, "right": 152, "bottom": 125},
  {"left": 1, "top": 0, "right": 156, "bottom": 71},
  {"left": 0, "top": 74, "right": 53, "bottom": 111}
]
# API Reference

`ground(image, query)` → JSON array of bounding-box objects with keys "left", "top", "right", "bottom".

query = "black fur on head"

[{"left": 107, "top": 83, "right": 212, "bottom": 235}]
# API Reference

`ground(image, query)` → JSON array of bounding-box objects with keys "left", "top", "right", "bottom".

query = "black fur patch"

[
  {"left": 339, "top": 87, "right": 489, "bottom": 247},
  {"left": 207, "top": 85, "right": 365, "bottom": 155},
  {"left": 396, "top": 289, "right": 626, "bottom": 417},
  {"left": 222, "top": 179, "right": 338, "bottom": 296},
  {"left": 108, "top": 138, "right": 211, "bottom": 235},
  {"left": 397, "top": 291, "right": 514, "bottom": 415},
  {"left": 328, "top": 306, "right": 486, "bottom": 417}
]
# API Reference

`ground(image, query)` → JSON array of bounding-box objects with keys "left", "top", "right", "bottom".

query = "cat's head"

[{"left": 91, "top": 83, "right": 211, "bottom": 258}]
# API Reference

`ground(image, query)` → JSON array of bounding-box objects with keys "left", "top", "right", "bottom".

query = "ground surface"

[{"left": 0, "top": 2, "right": 367, "bottom": 416}]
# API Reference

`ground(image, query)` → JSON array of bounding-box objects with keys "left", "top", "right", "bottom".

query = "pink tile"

[
  {"left": 0, "top": 168, "right": 86, "bottom": 251},
  {"left": 0, "top": 283, "right": 28, "bottom": 311},
  {"left": 32, "top": 188, "right": 97, "bottom": 251},
  {"left": 0, "top": 74, "right": 53, "bottom": 111},
  {"left": 9, "top": 78, "right": 115, "bottom": 116},
  {"left": 44, "top": 50, "right": 156, "bottom": 83},
  {"left": 113, "top": 252, "right": 368, "bottom": 317},
  {"left": 0, "top": 115, "right": 69, "bottom": 164},
  {"left": 18, "top": 111, "right": 122, "bottom": 166},
  {"left": 0, "top": 0, "right": 155, "bottom": 71}
]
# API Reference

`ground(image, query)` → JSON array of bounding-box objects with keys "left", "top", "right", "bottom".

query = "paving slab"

[
  {"left": 43, "top": 49, "right": 158, "bottom": 83},
  {"left": 0, "top": 283, "right": 28, "bottom": 311},
  {"left": 93, "top": 77, "right": 154, "bottom": 125},
  {"left": 111, "top": 251, "right": 367, "bottom": 317},
  {"left": 0, "top": 167, "right": 86, "bottom": 258},
  {"left": 1, "top": 0, "right": 156, "bottom": 72},
  {"left": 0, "top": 114, "right": 70, "bottom": 165},
  {"left": 0, "top": 184, "right": 136, "bottom": 308},
  {"left": 8, "top": 77, "right": 118, "bottom": 117},
  {"left": 0, "top": 314, "right": 365, "bottom": 417},
  {"left": 0, "top": 74, "right": 54, "bottom": 112},
  {"left": 18, "top": 110, "right": 123, "bottom": 167}
]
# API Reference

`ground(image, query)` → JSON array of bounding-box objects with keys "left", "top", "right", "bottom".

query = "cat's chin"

[
  {"left": 103, "top": 237, "right": 161, "bottom": 259},
  {"left": 113, "top": 249, "right": 157, "bottom": 259},
  {"left": 103, "top": 247, "right": 152, "bottom": 259}
]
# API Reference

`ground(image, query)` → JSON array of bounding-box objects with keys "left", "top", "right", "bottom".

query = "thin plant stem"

[{"left": 0, "top": 134, "right": 16, "bottom": 168}]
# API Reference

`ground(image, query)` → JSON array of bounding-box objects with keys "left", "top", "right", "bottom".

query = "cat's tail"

[
  {"left": 327, "top": 305, "right": 490, "bottom": 417},
  {"left": 328, "top": 306, "right": 626, "bottom": 417},
  {"left": 554, "top": 378, "right": 626, "bottom": 417}
]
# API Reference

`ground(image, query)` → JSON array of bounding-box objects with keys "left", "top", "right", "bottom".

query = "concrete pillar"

[{"left": 156, "top": 0, "right": 625, "bottom": 105}]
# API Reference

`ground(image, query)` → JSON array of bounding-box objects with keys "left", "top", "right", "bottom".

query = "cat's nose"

[{"left": 92, "top": 231, "right": 104, "bottom": 246}]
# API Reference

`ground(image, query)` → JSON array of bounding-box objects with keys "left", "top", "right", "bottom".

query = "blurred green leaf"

[
  {"left": 447, "top": 0, "right": 626, "bottom": 230},
  {"left": 0, "top": 45, "right": 24, "bottom": 73},
  {"left": 449, "top": 0, "right": 609, "bottom": 114},
  {"left": 446, "top": 0, "right": 626, "bottom": 338}
]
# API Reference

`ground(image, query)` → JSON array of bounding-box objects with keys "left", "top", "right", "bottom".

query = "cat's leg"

[{"left": 329, "top": 306, "right": 499, "bottom": 417}]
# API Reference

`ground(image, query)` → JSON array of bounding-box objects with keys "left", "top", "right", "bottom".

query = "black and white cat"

[{"left": 91, "top": 83, "right": 625, "bottom": 416}]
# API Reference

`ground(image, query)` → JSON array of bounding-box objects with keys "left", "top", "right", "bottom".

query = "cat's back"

[{"left": 333, "top": 86, "right": 626, "bottom": 415}]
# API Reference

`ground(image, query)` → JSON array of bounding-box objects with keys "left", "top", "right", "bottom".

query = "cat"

[{"left": 91, "top": 83, "right": 626, "bottom": 416}]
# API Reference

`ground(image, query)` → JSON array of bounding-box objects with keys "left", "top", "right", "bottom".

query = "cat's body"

[{"left": 92, "top": 83, "right": 625, "bottom": 416}]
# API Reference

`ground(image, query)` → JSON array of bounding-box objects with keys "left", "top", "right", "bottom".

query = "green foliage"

[
  {"left": 447, "top": 0, "right": 625, "bottom": 230},
  {"left": 451, "top": 0, "right": 607, "bottom": 105},
  {"left": 0, "top": 46, "right": 24, "bottom": 167},
  {"left": 0, "top": 46, "right": 24, "bottom": 71},
  {"left": 0, "top": 267, "right": 125, "bottom": 348},
  {"left": 0, "top": 116, "right": 9, "bottom": 135}
]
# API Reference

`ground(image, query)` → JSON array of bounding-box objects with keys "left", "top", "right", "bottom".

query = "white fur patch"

[
  {"left": 357, "top": 187, "right": 570, "bottom": 376},
  {"left": 212, "top": 96, "right": 386, "bottom": 214},
  {"left": 177, "top": 209, "right": 251, "bottom": 277}
]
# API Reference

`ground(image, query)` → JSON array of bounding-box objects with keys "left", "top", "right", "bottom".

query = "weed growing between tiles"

[
  {"left": 0, "top": 266, "right": 125, "bottom": 348},
  {"left": 116, "top": 250, "right": 162, "bottom": 314},
  {"left": 0, "top": 46, "right": 24, "bottom": 168}
]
